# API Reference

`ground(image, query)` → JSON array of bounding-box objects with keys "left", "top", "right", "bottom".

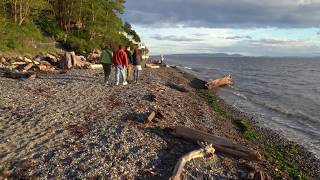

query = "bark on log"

[
  {"left": 171, "top": 145, "right": 215, "bottom": 180},
  {"left": 169, "top": 126, "right": 261, "bottom": 161}
]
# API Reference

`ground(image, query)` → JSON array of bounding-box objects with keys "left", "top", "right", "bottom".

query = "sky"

[{"left": 122, "top": 0, "right": 320, "bottom": 56}]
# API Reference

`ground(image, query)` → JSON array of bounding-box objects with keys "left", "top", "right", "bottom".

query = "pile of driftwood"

[
  {"left": 142, "top": 111, "right": 267, "bottom": 179},
  {"left": 0, "top": 51, "right": 95, "bottom": 80}
]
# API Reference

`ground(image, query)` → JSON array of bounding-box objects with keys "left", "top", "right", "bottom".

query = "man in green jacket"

[{"left": 100, "top": 44, "right": 113, "bottom": 84}]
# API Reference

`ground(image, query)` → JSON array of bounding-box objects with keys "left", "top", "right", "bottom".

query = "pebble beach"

[{"left": 1, "top": 67, "right": 319, "bottom": 179}]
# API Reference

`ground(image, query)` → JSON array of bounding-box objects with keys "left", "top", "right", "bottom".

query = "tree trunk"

[{"left": 168, "top": 126, "right": 262, "bottom": 161}]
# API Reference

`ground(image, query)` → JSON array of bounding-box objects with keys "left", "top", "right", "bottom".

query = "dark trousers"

[{"left": 102, "top": 64, "right": 112, "bottom": 82}]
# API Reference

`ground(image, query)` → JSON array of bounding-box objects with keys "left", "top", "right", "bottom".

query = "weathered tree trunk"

[
  {"left": 171, "top": 145, "right": 215, "bottom": 180},
  {"left": 168, "top": 126, "right": 262, "bottom": 161}
]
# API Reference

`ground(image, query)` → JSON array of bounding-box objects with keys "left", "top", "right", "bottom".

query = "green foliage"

[
  {"left": 35, "top": 17, "right": 65, "bottom": 40},
  {"left": 66, "top": 35, "right": 96, "bottom": 55},
  {"left": 0, "top": 21, "right": 53, "bottom": 52},
  {"left": 0, "top": 0, "right": 141, "bottom": 54},
  {"left": 124, "top": 22, "right": 141, "bottom": 43}
]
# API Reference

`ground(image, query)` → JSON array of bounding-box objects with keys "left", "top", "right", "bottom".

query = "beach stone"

[{"left": 1, "top": 57, "right": 6, "bottom": 63}]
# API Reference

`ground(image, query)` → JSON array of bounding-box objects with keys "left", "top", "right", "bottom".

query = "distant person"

[
  {"left": 112, "top": 45, "right": 128, "bottom": 86},
  {"left": 100, "top": 44, "right": 113, "bottom": 84},
  {"left": 132, "top": 48, "right": 142, "bottom": 82},
  {"left": 160, "top": 55, "right": 165, "bottom": 64},
  {"left": 125, "top": 46, "right": 133, "bottom": 81}
]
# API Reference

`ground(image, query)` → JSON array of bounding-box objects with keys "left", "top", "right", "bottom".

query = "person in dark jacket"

[
  {"left": 125, "top": 46, "right": 133, "bottom": 81},
  {"left": 100, "top": 44, "right": 113, "bottom": 84},
  {"left": 132, "top": 48, "right": 142, "bottom": 82}
]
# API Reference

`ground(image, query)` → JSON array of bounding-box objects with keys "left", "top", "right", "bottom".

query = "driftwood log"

[
  {"left": 169, "top": 126, "right": 261, "bottom": 161},
  {"left": 145, "top": 63, "right": 160, "bottom": 69},
  {"left": 171, "top": 145, "right": 215, "bottom": 180},
  {"left": 206, "top": 74, "right": 233, "bottom": 90},
  {"left": 0, "top": 67, "right": 36, "bottom": 80}
]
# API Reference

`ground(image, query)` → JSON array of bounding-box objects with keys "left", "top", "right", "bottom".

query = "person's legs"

[
  {"left": 121, "top": 66, "right": 128, "bottom": 85},
  {"left": 136, "top": 70, "right": 140, "bottom": 81},
  {"left": 126, "top": 64, "right": 132, "bottom": 81},
  {"left": 133, "top": 69, "right": 137, "bottom": 82},
  {"left": 105, "top": 64, "right": 112, "bottom": 83},
  {"left": 103, "top": 64, "right": 111, "bottom": 83},
  {"left": 115, "top": 66, "right": 121, "bottom": 85}
]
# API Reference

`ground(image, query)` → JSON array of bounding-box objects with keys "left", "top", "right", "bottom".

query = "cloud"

[
  {"left": 151, "top": 34, "right": 202, "bottom": 41},
  {"left": 224, "top": 35, "right": 252, "bottom": 40},
  {"left": 124, "top": 0, "right": 320, "bottom": 28},
  {"left": 317, "top": 31, "right": 320, "bottom": 35},
  {"left": 248, "top": 38, "right": 311, "bottom": 47}
]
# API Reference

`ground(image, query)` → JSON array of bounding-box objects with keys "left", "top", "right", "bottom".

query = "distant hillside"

[{"left": 167, "top": 53, "right": 245, "bottom": 57}]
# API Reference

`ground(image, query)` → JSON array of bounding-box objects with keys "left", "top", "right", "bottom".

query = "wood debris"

[
  {"left": 0, "top": 51, "right": 96, "bottom": 80},
  {"left": 206, "top": 74, "right": 233, "bottom": 90},
  {"left": 144, "top": 111, "right": 156, "bottom": 124},
  {"left": 170, "top": 144, "right": 215, "bottom": 180},
  {"left": 168, "top": 126, "right": 261, "bottom": 161}
]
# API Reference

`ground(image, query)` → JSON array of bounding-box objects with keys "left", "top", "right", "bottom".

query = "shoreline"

[
  {"left": 0, "top": 66, "right": 319, "bottom": 179},
  {"left": 174, "top": 67, "right": 320, "bottom": 179}
]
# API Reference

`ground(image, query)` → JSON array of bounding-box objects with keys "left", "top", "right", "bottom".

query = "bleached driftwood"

[
  {"left": 206, "top": 74, "right": 233, "bottom": 90},
  {"left": 171, "top": 144, "right": 215, "bottom": 180},
  {"left": 145, "top": 63, "right": 160, "bottom": 69},
  {"left": 90, "top": 64, "right": 103, "bottom": 69},
  {"left": 169, "top": 126, "right": 261, "bottom": 161},
  {"left": 144, "top": 111, "right": 156, "bottom": 124}
]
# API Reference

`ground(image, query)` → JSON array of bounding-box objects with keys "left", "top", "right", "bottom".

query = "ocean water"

[{"left": 162, "top": 55, "right": 320, "bottom": 158}]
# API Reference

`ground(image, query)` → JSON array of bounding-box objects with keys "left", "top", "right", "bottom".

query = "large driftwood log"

[
  {"left": 206, "top": 74, "right": 233, "bottom": 90},
  {"left": 0, "top": 67, "right": 36, "bottom": 80},
  {"left": 169, "top": 126, "right": 261, "bottom": 161},
  {"left": 171, "top": 145, "right": 215, "bottom": 180}
]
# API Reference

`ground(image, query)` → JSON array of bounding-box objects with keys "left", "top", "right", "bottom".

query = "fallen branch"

[
  {"left": 169, "top": 126, "right": 261, "bottom": 161},
  {"left": 144, "top": 111, "right": 156, "bottom": 124},
  {"left": 0, "top": 67, "right": 36, "bottom": 80},
  {"left": 171, "top": 144, "right": 215, "bottom": 180}
]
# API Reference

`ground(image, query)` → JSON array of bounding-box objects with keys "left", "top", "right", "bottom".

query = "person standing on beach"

[
  {"left": 112, "top": 45, "right": 128, "bottom": 86},
  {"left": 132, "top": 48, "right": 142, "bottom": 82},
  {"left": 125, "top": 46, "right": 133, "bottom": 81},
  {"left": 100, "top": 44, "right": 113, "bottom": 84}
]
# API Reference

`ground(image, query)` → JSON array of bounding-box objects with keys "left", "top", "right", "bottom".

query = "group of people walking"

[{"left": 100, "top": 45, "right": 142, "bottom": 85}]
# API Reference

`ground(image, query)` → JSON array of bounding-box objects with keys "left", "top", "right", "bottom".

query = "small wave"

[
  {"left": 257, "top": 102, "right": 318, "bottom": 123},
  {"left": 183, "top": 66, "right": 192, "bottom": 70},
  {"left": 230, "top": 91, "right": 247, "bottom": 100}
]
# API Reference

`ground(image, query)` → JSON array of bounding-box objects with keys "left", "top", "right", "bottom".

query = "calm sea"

[{"left": 162, "top": 54, "right": 320, "bottom": 158}]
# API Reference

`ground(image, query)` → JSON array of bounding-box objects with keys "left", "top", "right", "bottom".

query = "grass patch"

[
  {"left": 0, "top": 21, "right": 55, "bottom": 53},
  {"left": 196, "top": 89, "right": 259, "bottom": 140},
  {"left": 265, "top": 144, "right": 308, "bottom": 180}
]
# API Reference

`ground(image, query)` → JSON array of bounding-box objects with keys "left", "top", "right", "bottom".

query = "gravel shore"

[{"left": 0, "top": 67, "right": 319, "bottom": 179}]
